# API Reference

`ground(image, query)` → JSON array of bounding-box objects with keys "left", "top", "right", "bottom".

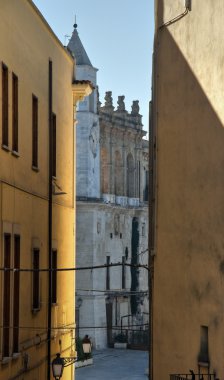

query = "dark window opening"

[
  {"left": 120, "top": 233, "right": 122, "bottom": 239},
  {"left": 110, "top": 233, "right": 113, "bottom": 239},
  {"left": 2, "top": 63, "right": 8, "bottom": 147},
  {"left": 143, "top": 171, "right": 149, "bottom": 202},
  {"left": 52, "top": 250, "right": 57, "bottom": 304},
  {"left": 13, "top": 235, "right": 20, "bottom": 353},
  {"left": 12, "top": 73, "right": 18, "bottom": 152},
  {"left": 32, "top": 248, "right": 40, "bottom": 310},
  {"left": 125, "top": 247, "right": 128, "bottom": 260},
  {"left": 32, "top": 95, "right": 38, "bottom": 168},
  {"left": 122, "top": 256, "right": 126, "bottom": 289},
  {"left": 198, "top": 326, "right": 209, "bottom": 364},
  {"left": 106, "top": 256, "right": 110, "bottom": 290},
  {"left": 3, "top": 234, "right": 11, "bottom": 357}
]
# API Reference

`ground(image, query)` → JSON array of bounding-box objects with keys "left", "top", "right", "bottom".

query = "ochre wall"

[
  {"left": 0, "top": 1, "right": 75, "bottom": 379},
  {"left": 153, "top": 1, "right": 224, "bottom": 379}
]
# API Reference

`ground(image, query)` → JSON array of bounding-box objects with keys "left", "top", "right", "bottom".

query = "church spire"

[{"left": 67, "top": 21, "right": 92, "bottom": 66}]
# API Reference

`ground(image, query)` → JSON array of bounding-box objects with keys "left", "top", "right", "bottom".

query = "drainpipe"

[{"left": 47, "top": 59, "right": 53, "bottom": 380}]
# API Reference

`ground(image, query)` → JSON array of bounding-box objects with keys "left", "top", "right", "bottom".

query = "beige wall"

[
  {"left": 0, "top": 1, "right": 76, "bottom": 379},
  {"left": 153, "top": 1, "right": 224, "bottom": 379}
]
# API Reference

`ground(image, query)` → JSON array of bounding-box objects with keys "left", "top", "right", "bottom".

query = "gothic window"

[
  {"left": 101, "top": 147, "right": 109, "bottom": 194},
  {"left": 127, "top": 153, "right": 135, "bottom": 197},
  {"left": 114, "top": 150, "right": 123, "bottom": 196}
]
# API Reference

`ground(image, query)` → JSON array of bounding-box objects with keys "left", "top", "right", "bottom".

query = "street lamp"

[
  {"left": 52, "top": 353, "right": 64, "bottom": 379},
  {"left": 82, "top": 335, "right": 92, "bottom": 359},
  {"left": 52, "top": 339, "right": 92, "bottom": 379}
]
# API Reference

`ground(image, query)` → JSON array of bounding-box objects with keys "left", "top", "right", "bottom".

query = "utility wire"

[
  {"left": 0, "top": 323, "right": 149, "bottom": 331},
  {"left": 0, "top": 262, "right": 149, "bottom": 272}
]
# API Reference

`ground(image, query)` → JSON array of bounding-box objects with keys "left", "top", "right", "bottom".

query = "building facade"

[
  {"left": 151, "top": 1, "right": 224, "bottom": 379},
  {"left": 68, "top": 24, "right": 149, "bottom": 350},
  {"left": 0, "top": 1, "right": 91, "bottom": 379}
]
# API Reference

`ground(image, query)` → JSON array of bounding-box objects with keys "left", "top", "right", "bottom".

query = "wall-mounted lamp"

[{"left": 185, "top": 0, "right": 192, "bottom": 11}]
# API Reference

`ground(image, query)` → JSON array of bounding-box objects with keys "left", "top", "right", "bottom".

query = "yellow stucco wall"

[
  {"left": 0, "top": 1, "right": 76, "bottom": 379},
  {"left": 153, "top": 1, "right": 224, "bottom": 379}
]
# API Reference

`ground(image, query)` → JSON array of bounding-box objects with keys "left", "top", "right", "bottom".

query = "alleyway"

[{"left": 75, "top": 348, "right": 148, "bottom": 380}]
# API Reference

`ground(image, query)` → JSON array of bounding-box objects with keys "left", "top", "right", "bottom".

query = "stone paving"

[{"left": 75, "top": 348, "right": 148, "bottom": 380}]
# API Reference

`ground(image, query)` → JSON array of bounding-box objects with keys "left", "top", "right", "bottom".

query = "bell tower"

[{"left": 68, "top": 23, "right": 100, "bottom": 199}]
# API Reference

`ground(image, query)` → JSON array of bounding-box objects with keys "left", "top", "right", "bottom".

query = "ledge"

[
  {"left": 72, "top": 80, "right": 93, "bottom": 103},
  {"left": 75, "top": 358, "right": 93, "bottom": 368},
  {"left": 2, "top": 144, "right": 10, "bottom": 152},
  {"left": 11, "top": 150, "right": 20, "bottom": 158},
  {"left": 114, "top": 343, "right": 127, "bottom": 349}
]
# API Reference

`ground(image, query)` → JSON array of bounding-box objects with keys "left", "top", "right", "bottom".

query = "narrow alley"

[{"left": 75, "top": 349, "right": 148, "bottom": 380}]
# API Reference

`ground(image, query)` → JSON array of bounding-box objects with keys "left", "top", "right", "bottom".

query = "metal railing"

[{"left": 170, "top": 374, "right": 217, "bottom": 380}]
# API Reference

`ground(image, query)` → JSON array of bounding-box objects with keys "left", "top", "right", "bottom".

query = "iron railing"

[{"left": 170, "top": 374, "right": 217, "bottom": 380}]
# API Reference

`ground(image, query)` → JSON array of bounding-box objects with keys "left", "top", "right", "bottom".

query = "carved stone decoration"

[
  {"left": 89, "top": 123, "right": 99, "bottom": 158},
  {"left": 104, "top": 91, "right": 114, "bottom": 110},
  {"left": 97, "top": 86, "right": 101, "bottom": 114},
  {"left": 117, "top": 95, "right": 126, "bottom": 112},
  {"left": 131, "top": 100, "right": 140, "bottom": 115}
]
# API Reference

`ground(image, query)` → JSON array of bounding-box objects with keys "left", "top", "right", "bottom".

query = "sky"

[{"left": 33, "top": 0, "right": 154, "bottom": 133}]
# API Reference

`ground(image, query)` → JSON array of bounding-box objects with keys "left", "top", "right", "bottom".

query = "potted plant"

[{"left": 114, "top": 332, "right": 128, "bottom": 349}]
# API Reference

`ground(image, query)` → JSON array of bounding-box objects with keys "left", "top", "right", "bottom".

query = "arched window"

[
  {"left": 101, "top": 147, "right": 109, "bottom": 193},
  {"left": 127, "top": 153, "right": 135, "bottom": 197},
  {"left": 114, "top": 150, "right": 123, "bottom": 196}
]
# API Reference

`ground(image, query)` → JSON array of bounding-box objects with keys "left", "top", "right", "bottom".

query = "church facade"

[{"left": 68, "top": 26, "right": 149, "bottom": 349}]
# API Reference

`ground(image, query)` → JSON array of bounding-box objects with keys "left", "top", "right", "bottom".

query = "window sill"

[
  {"left": 12, "top": 353, "right": 20, "bottom": 360},
  {"left": 2, "top": 144, "right": 10, "bottom": 152},
  {"left": 32, "top": 166, "right": 39, "bottom": 172},
  {"left": 198, "top": 361, "right": 209, "bottom": 367},
  {"left": 1, "top": 357, "right": 12, "bottom": 365},
  {"left": 32, "top": 308, "right": 40, "bottom": 314},
  {"left": 11, "top": 150, "right": 20, "bottom": 158},
  {"left": 51, "top": 303, "right": 58, "bottom": 307}
]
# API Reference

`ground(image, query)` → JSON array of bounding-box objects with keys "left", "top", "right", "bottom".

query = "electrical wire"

[{"left": 0, "top": 262, "right": 149, "bottom": 272}]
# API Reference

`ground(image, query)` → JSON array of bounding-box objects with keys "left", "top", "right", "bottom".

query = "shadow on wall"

[{"left": 153, "top": 2, "right": 224, "bottom": 380}]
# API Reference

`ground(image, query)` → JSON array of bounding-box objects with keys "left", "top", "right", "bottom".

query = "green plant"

[{"left": 114, "top": 333, "right": 127, "bottom": 343}]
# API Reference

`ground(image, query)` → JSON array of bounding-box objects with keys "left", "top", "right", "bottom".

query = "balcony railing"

[{"left": 170, "top": 373, "right": 217, "bottom": 380}]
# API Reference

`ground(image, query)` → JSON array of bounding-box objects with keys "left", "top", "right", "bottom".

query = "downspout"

[{"left": 47, "top": 59, "right": 53, "bottom": 380}]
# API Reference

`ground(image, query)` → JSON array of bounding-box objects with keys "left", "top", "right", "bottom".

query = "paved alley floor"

[{"left": 75, "top": 348, "right": 148, "bottom": 380}]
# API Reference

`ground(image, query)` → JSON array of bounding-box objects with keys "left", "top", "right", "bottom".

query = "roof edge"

[{"left": 28, "top": 0, "right": 74, "bottom": 63}]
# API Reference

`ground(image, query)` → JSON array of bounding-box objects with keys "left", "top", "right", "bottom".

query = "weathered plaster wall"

[{"left": 153, "top": 1, "right": 224, "bottom": 379}]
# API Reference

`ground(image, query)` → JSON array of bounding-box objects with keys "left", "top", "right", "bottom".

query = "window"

[
  {"left": 32, "top": 248, "right": 40, "bottom": 310},
  {"left": 12, "top": 73, "right": 18, "bottom": 152},
  {"left": 198, "top": 326, "right": 209, "bottom": 364},
  {"left": 52, "top": 250, "right": 57, "bottom": 304},
  {"left": 142, "top": 223, "right": 146, "bottom": 236},
  {"left": 127, "top": 153, "right": 135, "bottom": 197},
  {"left": 143, "top": 171, "right": 149, "bottom": 202},
  {"left": 122, "top": 256, "right": 126, "bottom": 289},
  {"left": 32, "top": 95, "right": 38, "bottom": 168},
  {"left": 3, "top": 234, "right": 11, "bottom": 357},
  {"left": 2, "top": 63, "right": 8, "bottom": 147},
  {"left": 106, "top": 256, "right": 110, "bottom": 290},
  {"left": 52, "top": 113, "right": 56, "bottom": 177},
  {"left": 13, "top": 235, "right": 20, "bottom": 353}
]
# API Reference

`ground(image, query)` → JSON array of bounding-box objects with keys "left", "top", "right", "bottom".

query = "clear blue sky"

[{"left": 33, "top": 0, "right": 154, "bottom": 132}]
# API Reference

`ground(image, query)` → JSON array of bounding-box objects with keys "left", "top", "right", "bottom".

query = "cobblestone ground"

[{"left": 75, "top": 348, "right": 148, "bottom": 380}]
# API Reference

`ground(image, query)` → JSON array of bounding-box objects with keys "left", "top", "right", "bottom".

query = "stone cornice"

[{"left": 72, "top": 80, "right": 93, "bottom": 103}]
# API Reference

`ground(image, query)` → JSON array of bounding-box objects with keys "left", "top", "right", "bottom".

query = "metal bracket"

[{"left": 63, "top": 357, "right": 77, "bottom": 367}]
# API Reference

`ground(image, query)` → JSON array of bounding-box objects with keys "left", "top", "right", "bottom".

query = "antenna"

[{"left": 64, "top": 35, "right": 71, "bottom": 46}]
